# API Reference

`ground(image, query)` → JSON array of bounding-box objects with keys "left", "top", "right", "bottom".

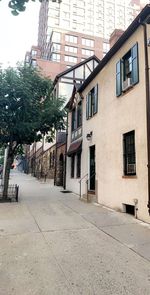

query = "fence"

[{"left": 0, "top": 184, "right": 19, "bottom": 202}]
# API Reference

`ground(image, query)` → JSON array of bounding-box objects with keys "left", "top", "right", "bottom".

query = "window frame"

[
  {"left": 77, "top": 101, "right": 82, "bottom": 128},
  {"left": 86, "top": 84, "right": 98, "bottom": 120},
  {"left": 123, "top": 130, "right": 136, "bottom": 176},
  {"left": 116, "top": 43, "right": 139, "bottom": 97}
]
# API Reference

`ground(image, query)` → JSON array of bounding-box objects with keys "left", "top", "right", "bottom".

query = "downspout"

[
  {"left": 63, "top": 110, "right": 68, "bottom": 190},
  {"left": 142, "top": 22, "right": 150, "bottom": 215},
  {"left": 54, "top": 139, "right": 57, "bottom": 186}
]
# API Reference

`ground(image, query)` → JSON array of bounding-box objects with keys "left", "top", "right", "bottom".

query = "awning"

[{"left": 67, "top": 140, "right": 82, "bottom": 157}]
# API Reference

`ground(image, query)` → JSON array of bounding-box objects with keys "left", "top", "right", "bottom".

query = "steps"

[{"left": 80, "top": 191, "right": 97, "bottom": 203}]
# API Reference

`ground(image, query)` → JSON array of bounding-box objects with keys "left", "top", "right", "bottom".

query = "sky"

[{"left": 0, "top": 1, "right": 40, "bottom": 68}]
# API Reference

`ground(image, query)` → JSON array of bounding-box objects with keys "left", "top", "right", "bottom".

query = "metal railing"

[
  {"left": 79, "top": 173, "right": 88, "bottom": 199},
  {"left": 0, "top": 184, "right": 19, "bottom": 202},
  {"left": 86, "top": 173, "right": 96, "bottom": 202}
]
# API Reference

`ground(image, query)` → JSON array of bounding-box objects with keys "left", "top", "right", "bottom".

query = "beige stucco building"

[{"left": 66, "top": 5, "right": 150, "bottom": 223}]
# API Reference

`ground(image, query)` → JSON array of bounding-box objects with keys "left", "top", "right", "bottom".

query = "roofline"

[
  {"left": 53, "top": 55, "right": 100, "bottom": 85},
  {"left": 78, "top": 4, "right": 150, "bottom": 93}
]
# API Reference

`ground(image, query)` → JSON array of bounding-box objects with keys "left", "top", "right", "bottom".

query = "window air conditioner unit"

[
  {"left": 122, "top": 78, "right": 132, "bottom": 92},
  {"left": 127, "top": 164, "right": 136, "bottom": 174}
]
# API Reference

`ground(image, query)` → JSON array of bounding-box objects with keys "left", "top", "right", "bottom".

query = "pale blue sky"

[{"left": 0, "top": 1, "right": 40, "bottom": 68}]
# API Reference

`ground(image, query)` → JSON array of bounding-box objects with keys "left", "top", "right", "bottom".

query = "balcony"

[{"left": 71, "top": 127, "right": 82, "bottom": 142}]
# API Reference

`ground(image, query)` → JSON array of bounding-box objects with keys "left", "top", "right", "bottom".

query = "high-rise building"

[{"left": 38, "top": 0, "right": 144, "bottom": 62}]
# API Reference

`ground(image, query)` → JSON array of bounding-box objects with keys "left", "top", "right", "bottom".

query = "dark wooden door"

[{"left": 89, "top": 145, "right": 95, "bottom": 191}]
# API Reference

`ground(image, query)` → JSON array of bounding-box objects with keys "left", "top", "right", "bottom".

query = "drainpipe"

[
  {"left": 142, "top": 22, "right": 150, "bottom": 215},
  {"left": 54, "top": 138, "right": 57, "bottom": 186},
  {"left": 63, "top": 110, "right": 68, "bottom": 190}
]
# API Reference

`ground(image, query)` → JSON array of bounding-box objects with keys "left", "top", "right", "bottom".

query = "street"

[{"left": 0, "top": 171, "right": 150, "bottom": 295}]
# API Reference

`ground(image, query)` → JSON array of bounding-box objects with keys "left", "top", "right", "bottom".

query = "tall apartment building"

[{"left": 38, "top": 0, "right": 145, "bottom": 63}]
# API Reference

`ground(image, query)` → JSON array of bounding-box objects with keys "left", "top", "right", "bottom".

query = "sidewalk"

[{"left": 0, "top": 171, "right": 150, "bottom": 295}]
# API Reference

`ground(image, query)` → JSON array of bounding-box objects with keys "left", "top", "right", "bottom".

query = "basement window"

[{"left": 123, "top": 204, "right": 135, "bottom": 216}]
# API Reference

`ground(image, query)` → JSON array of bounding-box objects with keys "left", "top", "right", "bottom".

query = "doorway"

[
  {"left": 89, "top": 145, "right": 95, "bottom": 191},
  {"left": 58, "top": 153, "right": 64, "bottom": 186}
]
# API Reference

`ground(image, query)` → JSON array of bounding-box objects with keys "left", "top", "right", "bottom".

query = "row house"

[
  {"left": 66, "top": 5, "right": 150, "bottom": 223},
  {"left": 25, "top": 56, "right": 100, "bottom": 185}
]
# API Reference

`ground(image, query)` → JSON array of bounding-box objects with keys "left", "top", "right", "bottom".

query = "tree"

[
  {"left": 0, "top": 0, "right": 61, "bottom": 16},
  {"left": 0, "top": 65, "right": 65, "bottom": 199}
]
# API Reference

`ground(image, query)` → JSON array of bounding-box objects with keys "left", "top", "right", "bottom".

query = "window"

[
  {"left": 31, "top": 50, "right": 37, "bottom": 57},
  {"left": 123, "top": 131, "right": 136, "bottom": 176},
  {"left": 52, "top": 32, "right": 61, "bottom": 43},
  {"left": 82, "top": 49, "right": 94, "bottom": 56},
  {"left": 31, "top": 60, "right": 37, "bottom": 67},
  {"left": 76, "top": 152, "right": 81, "bottom": 178},
  {"left": 71, "top": 155, "right": 75, "bottom": 178},
  {"left": 103, "top": 42, "right": 110, "bottom": 54},
  {"left": 51, "top": 53, "right": 60, "bottom": 62},
  {"left": 64, "top": 55, "right": 77, "bottom": 63},
  {"left": 116, "top": 43, "right": 139, "bottom": 97},
  {"left": 77, "top": 101, "right": 82, "bottom": 128},
  {"left": 82, "top": 38, "right": 94, "bottom": 47},
  {"left": 65, "top": 45, "right": 77, "bottom": 54},
  {"left": 51, "top": 43, "right": 61, "bottom": 52},
  {"left": 65, "top": 34, "right": 77, "bottom": 43},
  {"left": 72, "top": 108, "right": 76, "bottom": 131},
  {"left": 86, "top": 84, "right": 98, "bottom": 119},
  {"left": 72, "top": 101, "right": 82, "bottom": 131}
]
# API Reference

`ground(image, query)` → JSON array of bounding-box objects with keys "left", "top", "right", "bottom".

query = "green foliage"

[
  {"left": 0, "top": 1, "right": 61, "bottom": 15},
  {"left": 0, "top": 146, "right": 4, "bottom": 165},
  {"left": 0, "top": 64, "right": 65, "bottom": 155}
]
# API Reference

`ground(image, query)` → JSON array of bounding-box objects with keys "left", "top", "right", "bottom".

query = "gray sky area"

[{"left": 0, "top": 1, "right": 40, "bottom": 68}]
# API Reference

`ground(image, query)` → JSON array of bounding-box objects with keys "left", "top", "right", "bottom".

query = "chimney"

[{"left": 109, "top": 29, "right": 124, "bottom": 48}]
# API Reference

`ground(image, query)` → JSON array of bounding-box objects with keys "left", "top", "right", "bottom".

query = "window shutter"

[
  {"left": 131, "top": 43, "right": 139, "bottom": 85},
  {"left": 88, "top": 92, "right": 92, "bottom": 118},
  {"left": 93, "top": 84, "right": 98, "bottom": 114},
  {"left": 86, "top": 94, "right": 89, "bottom": 120},
  {"left": 116, "top": 60, "right": 122, "bottom": 97}
]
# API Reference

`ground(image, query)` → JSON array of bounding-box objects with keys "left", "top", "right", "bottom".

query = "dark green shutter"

[
  {"left": 93, "top": 84, "right": 98, "bottom": 114},
  {"left": 88, "top": 92, "right": 92, "bottom": 118},
  {"left": 131, "top": 43, "right": 139, "bottom": 85},
  {"left": 116, "top": 60, "right": 122, "bottom": 97},
  {"left": 86, "top": 94, "right": 89, "bottom": 120}
]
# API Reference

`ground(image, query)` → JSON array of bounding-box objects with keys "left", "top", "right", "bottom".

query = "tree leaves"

[
  {"left": 0, "top": 0, "right": 50, "bottom": 15},
  {"left": 0, "top": 65, "right": 65, "bottom": 152}
]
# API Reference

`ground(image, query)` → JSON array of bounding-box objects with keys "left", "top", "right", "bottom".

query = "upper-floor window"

[
  {"left": 65, "top": 45, "right": 77, "bottom": 54},
  {"left": 31, "top": 59, "right": 37, "bottom": 67},
  {"left": 71, "top": 101, "right": 82, "bottom": 131},
  {"left": 116, "top": 43, "right": 139, "bottom": 97},
  {"left": 65, "top": 34, "right": 77, "bottom": 43},
  {"left": 51, "top": 53, "right": 60, "bottom": 62},
  {"left": 31, "top": 50, "right": 37, "bottom": 57},
  {"left": 103, "top": 42, "right": 110, "bottom": 54},
  {"left": 52, "top": 32, "right": 61, "bottom": 43},
  {"left": 77, "top": 101, "right": 82, "bottom": 128},
  {"left": 82, "top": 48, "right": 94, "bottom": 57},
  {"left": 64, "top": 55, "right": 77, "bottom": 63},
  {"left": 51, "top": 43, "right": 61, "bottom": 52},
  {"left": 72, "top": 108, "right": 76, "bottom": 131},
  {"left": 86, "top": 84, "right": 98, "bottom": 120},
  {"left": 123, "top": 131, "right": 136, "bottom": 176},
  {"left": 82, "top": 38, "right": 94, "bottom": 47}
]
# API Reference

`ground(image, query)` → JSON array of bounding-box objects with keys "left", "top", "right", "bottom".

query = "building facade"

[
  {"left": 66, "top": 5, "right": 150, "bottom": 223},
  {"left": 38, "top": 0, "right": 144, "bottom": 62}
]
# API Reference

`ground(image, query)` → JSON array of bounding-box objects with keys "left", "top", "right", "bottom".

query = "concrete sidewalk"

[{"left": 0, "top": 171, "right": 150, "bottom": 295}]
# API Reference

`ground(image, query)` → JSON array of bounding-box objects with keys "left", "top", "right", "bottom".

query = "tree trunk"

[{"left": 2, "top": 147, "right": 13, "bottom": 200}]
